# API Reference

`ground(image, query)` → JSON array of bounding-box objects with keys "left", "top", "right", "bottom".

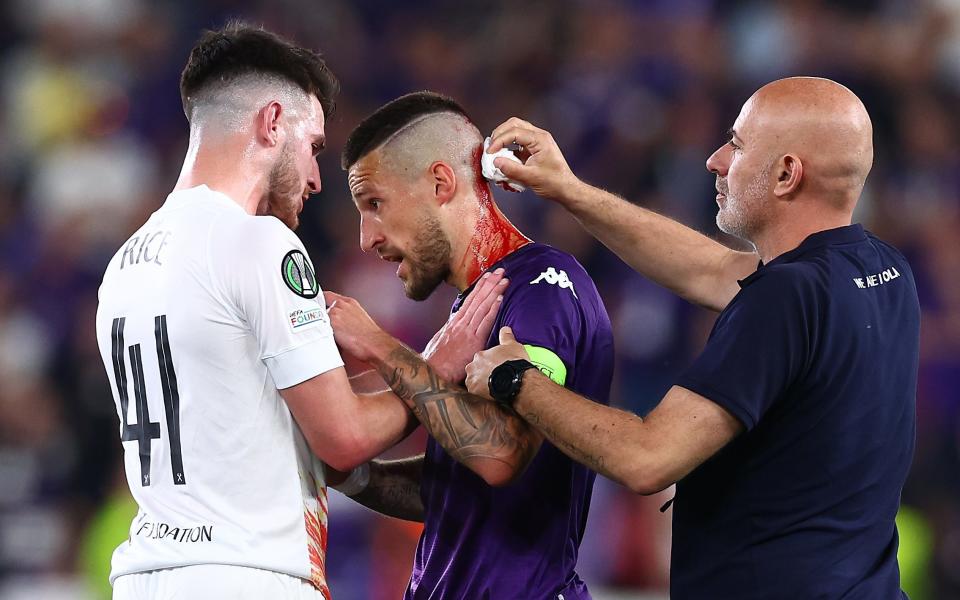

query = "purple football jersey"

[{"left": 405, "top": 243, "right": 615, "bottom": 600}]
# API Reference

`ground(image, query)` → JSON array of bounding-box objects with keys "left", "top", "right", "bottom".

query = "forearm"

[
  {"left": 367, "top": 335, "right": 538, "bottom": 484},
  {"left": 558, "top": 181, "right": 756, "bottom": 312},
  {"left": 512, "top": 370, "right": 664, "bottom": 494},
  {"left": 355, "top": 390, "right": 419, "bottom": 454},
  {"left": 350, "top": 369, "right": 388, "bottom": 393},
  {"left": 348, "top": 455, "right": 425, "bottom": 522}
]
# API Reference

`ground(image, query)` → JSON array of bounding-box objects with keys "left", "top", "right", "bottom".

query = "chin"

[{"left": 403, "top": 277, "right": 443, "bottom": 302}]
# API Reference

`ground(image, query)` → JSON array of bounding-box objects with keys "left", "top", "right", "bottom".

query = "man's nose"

[
  {"left": 706, "top": 145, "right": 729, "bottom": 176},
  {"left": 359, "top": 218, "right": 384, "bottom": 253},
  {"left": 307, "top": 160, "right": 321, "bottom": 194}
]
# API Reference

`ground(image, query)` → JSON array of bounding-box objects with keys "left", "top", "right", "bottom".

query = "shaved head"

[
  {"left": 377, "top": 112, "right": 482, "bottom": 181},
  {"left": 740, "top": 77, "right": 874, "bottom": 208}
]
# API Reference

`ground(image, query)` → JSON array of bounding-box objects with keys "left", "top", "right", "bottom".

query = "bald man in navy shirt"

[{"left": 467, "top": 77, "right": 919, "bottom": 599}]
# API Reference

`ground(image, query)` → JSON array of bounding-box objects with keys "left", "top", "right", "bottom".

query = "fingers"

[
  {"left": 468, "top": 278, "right": 507, "bottom": 332},
  {"left": 472, "top": 291, "right": 503, "bottom": 341},
  {"left": 489, "top": 117, "right": 545, "bottom": 151},
  {"left": 324, "top": 290, "right": 358, "bottom": 309},
  {"left": 494, "top": 157, "right": 529, "bottom": 180},
  {"left": 498, "top": 326, "right": 517, "bottom": 345},
  {"left": 488, "top": 126, "right": 544, "bottom": 155},
  {"left": 459, "top": 268, "right": 505, "bottom": 317}
]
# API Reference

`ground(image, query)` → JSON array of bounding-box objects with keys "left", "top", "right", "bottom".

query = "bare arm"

[
  {"left": 349, "top": 369, "right": 388, "bottom": 393},
  {"left": 345, "top": 455, "right": 425, "bottom": 522},
  {"left": 280, "top": 367, "right": 416, "bottom": 472},
  {"left": 325, "top": 272, "right": 542, "bottom": 486},
  {"left": 369, "top": 342, "right": 541, "bottom": 486},
  {"left": 466, "top": 328, "right": 744, "bottom": 494},
  {"left": 488, "top": 118, "right": 758, "bottom": 312},
  {"left": 555, "top": 182, "right": 756, "bottom": 312}
]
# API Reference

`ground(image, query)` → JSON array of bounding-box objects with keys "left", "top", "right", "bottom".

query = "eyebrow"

[{"left": 727, "top": 128, "right": 743, "bottom": 144}]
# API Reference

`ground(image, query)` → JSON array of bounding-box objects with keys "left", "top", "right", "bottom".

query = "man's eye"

[
  {"left": 728, "top": 140, "right": 740, "bottom": 150},
  {"left": 370, "top": 200, "right": 381, "bottom": 209},
  {"left": 311, "top": 144, "right": 320, "bottom": 154}
]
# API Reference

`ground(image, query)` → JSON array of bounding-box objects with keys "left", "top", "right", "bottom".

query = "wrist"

[
  {"left": 424, "top": 352, "right": 456, "bottom": 383},
  {"left": 556, "top": 176, "right": 591, "bottom": 212},
  {"left": 512, "top": 366, "right": 545, "bottom": 412},
  {"left": 488, "top": 359, "right": 538, "bottom": 409},
  {"left": 361, "top": 330, "right": 399, "bottom": 364}
]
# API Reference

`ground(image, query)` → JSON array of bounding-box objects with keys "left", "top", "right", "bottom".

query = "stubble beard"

[
  {"left": 716, "top": 170, "right": 769, "bottom": 242},
  {"left": 401, "top": 214, "right": 452, "bottom": 301},
  {"left": 264, "top": 142, "right": 303, "bottom": 230}
]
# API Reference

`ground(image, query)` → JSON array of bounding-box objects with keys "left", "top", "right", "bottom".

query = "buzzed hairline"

[{"left": 361, "top": 111, "right": 474, "bottom": 164}]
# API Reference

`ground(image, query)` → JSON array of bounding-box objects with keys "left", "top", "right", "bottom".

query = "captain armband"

[{"left": 522, "top": 345, "right": 568, "bottom": 386}]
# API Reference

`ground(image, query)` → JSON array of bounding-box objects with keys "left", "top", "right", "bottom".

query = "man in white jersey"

[{"left": 95, "top": 24, "right": 503, "bottom": 599}]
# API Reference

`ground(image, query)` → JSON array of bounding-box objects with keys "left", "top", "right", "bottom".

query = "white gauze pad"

[{"left": 481, "top": 137, "right": 525, "bottom": 192}]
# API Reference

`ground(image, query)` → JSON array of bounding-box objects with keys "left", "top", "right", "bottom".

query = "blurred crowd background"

[{"left": 1, "top": 0, "right": 958, "bottom": 598}]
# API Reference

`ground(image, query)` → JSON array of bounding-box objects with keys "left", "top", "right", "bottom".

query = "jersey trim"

[{"left": 265, "top": 337, "right": 344, "bottom": 389}]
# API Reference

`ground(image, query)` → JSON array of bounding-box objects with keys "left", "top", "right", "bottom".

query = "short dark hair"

[
  {"left": 180, "top": 21, "right": 339, "bottom": 119},
  {"left": 341, "top": 91, "right": 472, "bottom": 170}
]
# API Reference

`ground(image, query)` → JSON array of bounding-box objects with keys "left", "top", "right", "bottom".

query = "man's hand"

[
  {"left": 325, "top": 291, "right": 392, "bottom": 363},
  {"left": 465, "top": 326, "right": 530, "bottom": 400},
  {"left": 487, "top": 117, "right": 583, "bottom": 203},
  {"left": 424, "top": 268, "right": 508, "bottom": 383}
]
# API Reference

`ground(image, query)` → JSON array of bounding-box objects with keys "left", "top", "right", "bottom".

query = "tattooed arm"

[
  {"left": 347, "top": 455, "right": 425, "bottom": 522},
  {"left": 370, "top": 343, "right": 542, "bottom": 485},
  {"left": 326, "top": 289, "right": 542, "bottom": 487}
]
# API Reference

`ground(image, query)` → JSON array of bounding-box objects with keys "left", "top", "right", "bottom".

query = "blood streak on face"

[{"left": 459, "top": 144, "right": 531, "bottom": 286}]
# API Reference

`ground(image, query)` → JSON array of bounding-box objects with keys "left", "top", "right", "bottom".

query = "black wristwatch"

[{"left": 488, "top": 359, "right": 538, "bottom": 408}]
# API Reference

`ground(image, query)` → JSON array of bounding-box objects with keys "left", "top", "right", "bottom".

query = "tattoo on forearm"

[
  {"left": 351, "top": 458, "right": 424, "bottom": 522},
  {"left": 374, "top": 345, "right": 531, "bottom": 467},
  {"left": 523, "top": 411, "right": 607, "bottom": 473},
  {"left": 354, "top": 481, "right": 423, "bottom": 522}
]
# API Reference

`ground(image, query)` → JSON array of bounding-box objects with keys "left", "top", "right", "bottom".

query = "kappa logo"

[
  {"left": 281, "top": 250, "right": 319, "bottom": 298},
  {"left": 530, "top": 267, "right": 577, "bottom": 298}
]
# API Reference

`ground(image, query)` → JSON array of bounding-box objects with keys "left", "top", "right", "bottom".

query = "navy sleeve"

[
  {"left": 675, "top": 267, "right": 817, "bottom": 430},
  {"left": 498, "top": 263, "right": 585, "bottom": 378}
]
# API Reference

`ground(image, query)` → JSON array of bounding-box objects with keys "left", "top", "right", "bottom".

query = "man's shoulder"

[
  {"left": 498, "top": 243, "right": 610, "bottom": 329},
  {"left": 503, "top": 243, "right": 594, "bottom": 287},
  {"left": 731, "top": 262, "right": 825, "bottom": 318}
]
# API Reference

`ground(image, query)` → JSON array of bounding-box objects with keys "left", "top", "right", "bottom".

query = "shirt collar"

[
  {"left": 739, "top": 224, "right": 866, "bottom": 288},
  {"left": 163, "top": 185, "right": 246, "bottom": 213}
]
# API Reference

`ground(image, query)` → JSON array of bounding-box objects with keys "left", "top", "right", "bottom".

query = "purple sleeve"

[{"left": 498, "top": 266, "right": 584, "bottom": 377}]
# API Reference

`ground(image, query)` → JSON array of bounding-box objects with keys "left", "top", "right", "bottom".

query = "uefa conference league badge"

[{"left": 281, "top": 250, "right": 319, "bottom": 299}]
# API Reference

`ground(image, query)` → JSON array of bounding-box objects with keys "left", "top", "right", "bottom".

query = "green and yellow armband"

[{"left": 522, "top": 345, "right": 567, "bottom": 386}]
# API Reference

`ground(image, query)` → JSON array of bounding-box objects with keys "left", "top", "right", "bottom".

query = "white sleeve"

[{"left": 218, "top": 217, "right": 343, "bottom": 389}]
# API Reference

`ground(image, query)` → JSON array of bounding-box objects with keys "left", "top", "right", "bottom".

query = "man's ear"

[
  {"left": 430, "top": 161, "right": 457, "bottom": 205},
  {"left": 773, "top": 154, "right": 803, "bottom": 198},
  {"left": 256, "top": 101, "right": 283, "bottom": 147}
]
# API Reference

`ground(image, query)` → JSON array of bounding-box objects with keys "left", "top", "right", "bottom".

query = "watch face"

[{"left": 491, "top": 364, "right": 516, "bottom": 398}]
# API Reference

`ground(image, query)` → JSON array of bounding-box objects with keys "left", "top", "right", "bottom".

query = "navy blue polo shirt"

[{"left": 673, "top": 224, "right": 919, "bottom": 599}]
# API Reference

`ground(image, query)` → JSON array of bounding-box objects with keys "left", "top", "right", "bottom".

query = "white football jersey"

[{"left": 95, "top": 185, "right": 342, "bottom": 597}]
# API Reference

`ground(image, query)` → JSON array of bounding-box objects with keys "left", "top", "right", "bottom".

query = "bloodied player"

[
  {"left": 324, "top": 92, "right": 615, "bottom": 599},
  {"left": 94, "top": 27, "right": 503, "bottom": 600}
]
